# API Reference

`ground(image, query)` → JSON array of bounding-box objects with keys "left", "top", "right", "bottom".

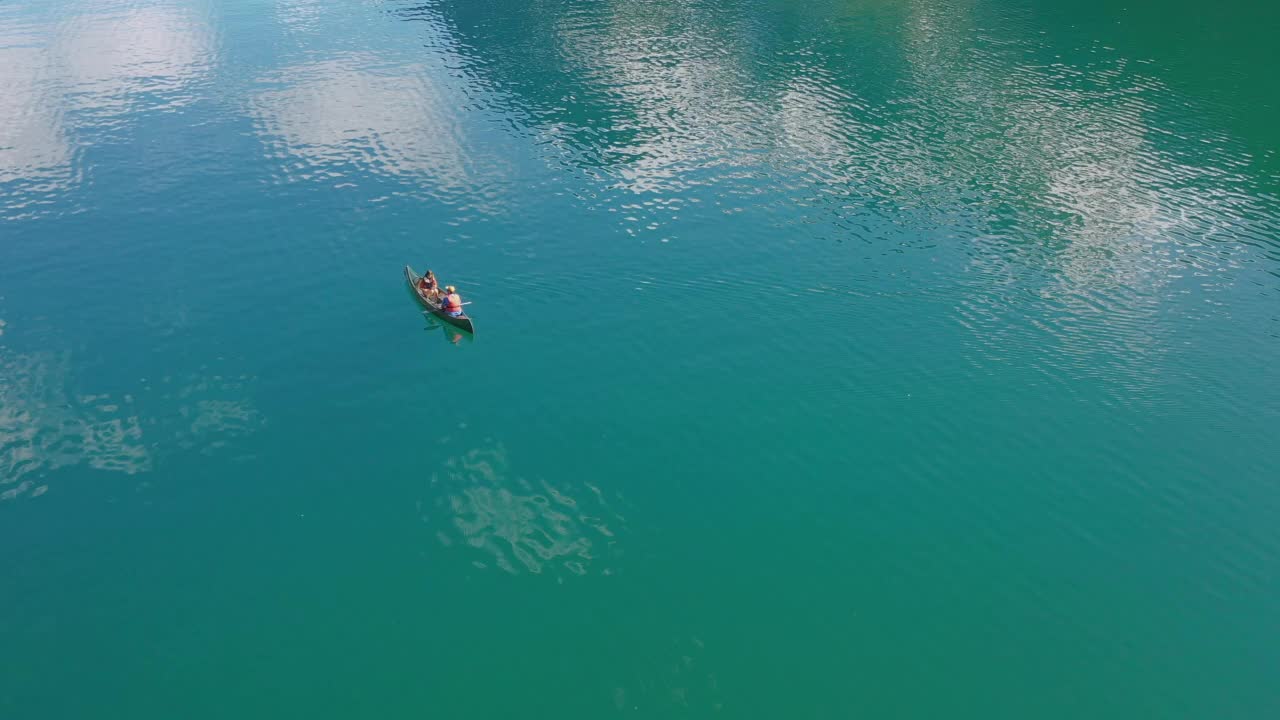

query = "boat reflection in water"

[{"left": 424, "top": 314, "right": 472, "bottom": 346}]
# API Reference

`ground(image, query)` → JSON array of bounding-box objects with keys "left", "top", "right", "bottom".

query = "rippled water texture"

[{"left": 2, "top": 0, "right": 1279, "bottom": 717}]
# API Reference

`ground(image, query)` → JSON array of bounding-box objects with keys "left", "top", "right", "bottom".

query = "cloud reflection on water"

[
  {"left": 274, "top": 0, "right": 325, "bottom": 33},
  {"left": 0, "top": 351, "right": 150, "bottom": 501},
  {"left": 425, "top": 443, "right": 625, "bottom": 578},
  {"left": 881, "top": 0, "right": 1275, "bottom": 381},
  {"left": 0, "top": 45, "right": 73, "bottom": 188},
  {"left": 413, "top": 0, "right": 1276, "bottom": 252},
  {"left": 56, "top": 4, "right": 213, "bottom": 112},
  {"left": 0, "top": 348, "right": 263, "bottom": 502},
  {"left": 247, "top": 54, "right": 494, "bottom": 203},
  {"left": 0, "top": 1, "right": 213, "bottom": 212}
]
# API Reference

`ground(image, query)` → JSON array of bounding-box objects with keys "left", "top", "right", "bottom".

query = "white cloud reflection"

[
  {"left": 274, "top": 0, "right": 324, "bottom": 33},
  {"left": 56, "top": 4, "right": 213, "bottom": 111},
  {"left": 891, "top": 0, "right": 1225, "bottom": 388},
  {"left": 425, "top": 443, "right": 625, "bottom": 578},
  {"left": 0, "top": 2, "right": 213, "bottom": 203},
  {"left": 0, "top": 45, "right": 73, "bottom": 187},
  {"left": 248, "top": 55, "right": 476, "bottom": 191},
  {"left": 552, "top": 10, "right": 760, "bottom": 196},
  {"left": 0, "top": 351, "right": 150, "bottom": 500},
  {"left": 0, "top": 347, "right": 263, "bottom": 502}
]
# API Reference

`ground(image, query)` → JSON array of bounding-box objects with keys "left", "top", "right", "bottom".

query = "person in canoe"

[
  {"left": 440, "top": 285, "right": 464, "bottom": 317},
  {"left": 417, "top": 269, "right": 439, "bottom": 298}
]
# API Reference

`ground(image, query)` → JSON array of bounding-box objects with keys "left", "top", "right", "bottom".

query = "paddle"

[{"left": 423, "top": 302, "right": 471, "bottom": 318}]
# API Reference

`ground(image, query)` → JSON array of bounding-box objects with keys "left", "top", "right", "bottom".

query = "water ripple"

[
  {"left": 423, "top": 442, "right": 627, "bottom": 578},
  {"left": 0, "top": 345, "right": 264, "bottom": 501},
  {"left": 0, "top": 0, "right": 214, "bottom": 217},
  {"left": 247, "top": 52, "right": 511, "bottom": 209}
]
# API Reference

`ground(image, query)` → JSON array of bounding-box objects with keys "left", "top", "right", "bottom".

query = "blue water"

[{"left": 3, "top": 0, "right": 1279, "bottom": 716}]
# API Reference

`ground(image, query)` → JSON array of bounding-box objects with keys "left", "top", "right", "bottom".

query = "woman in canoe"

[
  {"left": 417, "top": 269, "right": 439, "bottom": 298},
  {"left": 441, "top": 286, "right": 464, "bottom": 317}
]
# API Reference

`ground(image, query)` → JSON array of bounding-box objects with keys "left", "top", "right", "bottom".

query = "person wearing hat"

[
  {"left": 417, "top": 269, "right": 439, "bottom": 299},
  {"left": 440, "top": 285, "right": 464, "bottom": 317}
]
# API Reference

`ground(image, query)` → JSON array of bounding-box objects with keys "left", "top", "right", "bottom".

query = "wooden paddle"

[{"left": 422, "top": 302, "right": 471, "bottom": 315}]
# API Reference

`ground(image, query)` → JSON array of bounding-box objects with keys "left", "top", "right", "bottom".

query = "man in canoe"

[
  {"left": 417, "top": 269, "right": 439, "bottom": 298},
  {"left": 440, "top": 285, "right": 464, "bottom": 317}
]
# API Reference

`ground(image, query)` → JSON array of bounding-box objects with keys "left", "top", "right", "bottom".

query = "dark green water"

[{"left": 3, "top": 0, "right": 1279, "bottom": 716}]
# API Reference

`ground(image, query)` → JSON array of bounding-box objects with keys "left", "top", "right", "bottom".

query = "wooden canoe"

[{"left": 405, "top": 265, "right": 475, "bottom": 335}]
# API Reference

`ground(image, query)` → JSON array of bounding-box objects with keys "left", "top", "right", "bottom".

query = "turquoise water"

[{"left": 3, "top": 0, "right": 1279, "bottom": 716}]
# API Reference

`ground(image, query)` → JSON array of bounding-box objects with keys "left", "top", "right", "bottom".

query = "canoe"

[{"left": 405, "top": 265, "right": 475, "bottom": 335}]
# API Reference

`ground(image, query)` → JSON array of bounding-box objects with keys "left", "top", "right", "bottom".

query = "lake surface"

[{"left": 3, "top": 0, "right": 1279, "bottom": 716}]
